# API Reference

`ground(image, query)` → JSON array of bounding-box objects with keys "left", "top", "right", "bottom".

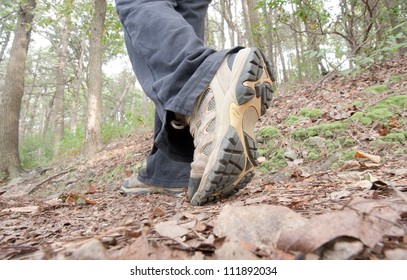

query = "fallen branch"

[{"left": 28, "top": 168, "right": 76, "bottom": 194}]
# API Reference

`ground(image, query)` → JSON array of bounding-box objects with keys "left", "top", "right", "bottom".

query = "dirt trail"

[{"left": 1, "top": 58, "right": 406, "bottom": 260}]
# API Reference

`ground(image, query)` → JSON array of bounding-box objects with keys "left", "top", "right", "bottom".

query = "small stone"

[
  {"left": 214, "top": 204, "right": 307, "bottom": 249},
  {"left": 284, "top": 150, "right": 297, "bottom": 161},
  {"left": 215, "top": 241, "right": 259, "bottom": 260},
  {"left": 305, "top": 136, "right": 326, "bottom": 150},
  {"left": 322, "top": 238, "right": 364, "bottom": 260},
  {"left": 385, "top": 248, "right": 407, "bottom": 260},
  {"left": 68, "top": 239, "right": 107, "bottom": 260}
]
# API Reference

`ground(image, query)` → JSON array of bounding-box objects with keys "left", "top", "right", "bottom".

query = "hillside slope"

[{"left": 0, "top": 57, "right": 406, "bottom": 260}]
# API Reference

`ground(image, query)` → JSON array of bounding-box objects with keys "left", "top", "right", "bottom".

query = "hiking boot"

[
  {"left": 188, "top": 48, "right": 274, "bottom": 205},
  {"left": 120, "top": 176, "right": 186, "bottom": 195}
]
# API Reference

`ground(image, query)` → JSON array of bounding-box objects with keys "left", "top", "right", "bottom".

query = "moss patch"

[
  {"left": 364, "top": 84, "right": 389, "bottom": 94},
  {"left": 299, "top": 108, "right": 324, "bottom": 118},
  {"left": 352, "top": 100, "right": 364, "bottom": 107},
  {"left": 380, "top": 131, "right": 407, "bottom": 144},
  {"left": 350, "top": 95, "right": 407, "bottom": 125},
  {"left": 284, "top": 115, "right": 301, "bottom": 125},
  {"left": 259, "top": 148, "right": 287, "bottom": 173},
  {"left": 307, "top": 152, "right": 320, "bottom": 160},
  {"left": 258, "top": 125, "right": 280, "bottom": 140},
  {"left": 292, "top": 122, "right": 347, "bottom": 140},
  {"left": 390, "top": 76, "right": 402, "bottom": 83}
]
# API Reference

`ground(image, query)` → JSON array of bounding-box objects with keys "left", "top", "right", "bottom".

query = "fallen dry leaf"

[
  {"left": 378, "top": 128, "right": 391, "bottom": 136},
  {"left": 321, "top": 237, "right": 364, "bottom": 260},
  {"left": 58, "top": 192, "right": 96, "bottom": 205},
  {"left": 124, "top": 170, "right": 133, "bottom": 177},
  {"left": 339, "top": 160, "right": 361, "bottom": 171},
  {"left": 277, "top": 198, "right": 406, "bottom": 253},
  {"left": 151, "top": 207, "right": 166, "bottom": 218},
  {"left": 351, "top": 180, "right": 373, "bottom": 190},
  {"left": 355, "top": 151, "right": 381, "bottom": 163},
  {"left": 337, "top": 171, "right": 364, "bottom": 182},
  {"left": 1, "top": 206, "right": 39, "bottom": 213},
  {"left": 110, "top": 236, "right": 149, "bottom": 260},
  {"left": 328, "top": 110, "right": 353, "bottom": 121},
  {"left": 384, "top": 248, "right": 407, "bottom": 260},
  {"left": 124, "top": 229, "right": 142, "bottom": 238},
  {"left": 111, "top": 236, "right": 190, "bottom": 260},
  {"left": 84, "top": 185, "right": 98, "bottom": 194},
  {"left": 59, "top": 239, "right": 107, "bottom": 260},
  {"left": 388, "top": 117, "right": 401, "bottom": 128},
  {"left": 263, "top": 183, "right": 274, "bottom": 191},
  {"left": 215, "top": 241, "right": 259, "bottom": 260},
  {"left": 373, "top": 123, "right": 390, "bottom": 136},
  {"left": 214, "top": 205, "right": 307, "bottom": 249},
  {"left": 330, "top": 190, "right": 352, "bottom": 200},
  {"left": 154, "top": 220, "right": 190, "bottom": 239}
]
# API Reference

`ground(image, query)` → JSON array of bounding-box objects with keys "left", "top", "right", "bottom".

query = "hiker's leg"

[
  {"left": 116, "top": 0, "right": 237, "bottom": 162},
  {"left": 134, "top": 0, "right": 213, "bottom": 188},
  {"left": 175, "top": 0, "right": 211, "bottom": 40},
  {"left": 137, "top": 111, "right": 190, "bottom": 188},
  {"left": 118, "top": 0, "right": 213, "bottom": 188}
]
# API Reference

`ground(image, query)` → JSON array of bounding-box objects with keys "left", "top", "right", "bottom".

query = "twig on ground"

[{"left": 28, "top": 168, "right": 76, "bottom": 194}]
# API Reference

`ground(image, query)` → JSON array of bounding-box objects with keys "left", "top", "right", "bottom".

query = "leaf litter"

[{"left": 1, "top": 57, "right": 407, "bottom": 260}]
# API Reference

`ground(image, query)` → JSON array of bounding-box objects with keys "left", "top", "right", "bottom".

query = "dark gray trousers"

[{"left": 116, "top": 0, "right": 238, "bottom": 187}]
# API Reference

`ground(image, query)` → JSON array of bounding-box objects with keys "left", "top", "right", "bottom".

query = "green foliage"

[
  {"left": 20, "top": 128, "right": 86, "bottom": 169},
  {"left": 364, "top": 84, "right": 389, "bottom": 94},
  {"left": 103, "top": 1, "right": 126, "bottom": 59},
  {"left": 59, "top": 128, "right": 85, "bottom": 156},
  {"left": 345, "top": 22, "right": 407, "bottom": 75},
  {"left": 20, "top": 133, "right": 54, "bottom": 169},
  {"left": 98, "top": 165, "right": 125, "bottom": 185},
  {"left": 0, "top": 0, "right": 18, "bottom": 63},
  {"left": 102, "top": 110, "right": 154, "bottom": 144}
]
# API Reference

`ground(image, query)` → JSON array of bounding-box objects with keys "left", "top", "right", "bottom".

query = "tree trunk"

[
  {"left": 69, "top": 36, "right": 86, "bottom": 134},
  {"left": 384, "top": 0, "right": 407, "bottom": 56},
  {"left": 276, "top": 31, "right": 288, "bottom": 82},
  {"left": 263, "top": 3, "right": 277, "bottom": 80},
  {"left": 0, "top": 0, "right": 36, "bottom": 178},
  {"left": 241, "top": 0, "right": 260, "bottom": 47},
  {"left": 27, "top": 87, "right": 41, "bottom": 135},
  {"left": 222, "top": 0, "right": 234, "bottom": 47},
  {"left": 291, "top": 2, "right": 302, "bottom": 80},
  {"left": 41, "top": 89, "right": 55, "bottom": 137},
  {"left": 112, "top": 77, "right": 134, "bottom": 124},
  {"left": 0, "top": 27, "right": 12, "bottom": 64},
  {"left": 53, "top": 0, "right": 72, "bottom": 154},
  {"left": 241, "top": 0, "right": 252, "bottom": 46},
  {"left": 84, "top": 0, "right": 106, "bottom": 159},
  {"left": 218, "top": 0, "right": 242, "bottom": 46},
  {"left": 20, "top": 50, "right": 41, "bottom": 138}
]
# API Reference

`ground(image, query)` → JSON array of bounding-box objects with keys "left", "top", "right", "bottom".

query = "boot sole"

[{"left": 190, "top": 48, "right": 274, "bottom": 206}]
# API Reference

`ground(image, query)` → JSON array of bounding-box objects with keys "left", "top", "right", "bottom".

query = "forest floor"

[{"left": 1, "top": 57, "right": 407, "bottom": 260}]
